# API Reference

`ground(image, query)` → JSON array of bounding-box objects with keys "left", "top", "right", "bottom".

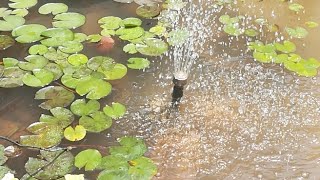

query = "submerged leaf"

[
  {"left": 289, "top": 3, "right": 304, "bottom": 12},
  {"left": 136, "top": 5, "right": 160, "bottom": 18},
  {"left": 0, "top": 35, "right": 15, "bottom": 50},
  {"left": 285, "top": 26, "right": 308, "bottom": 38}
]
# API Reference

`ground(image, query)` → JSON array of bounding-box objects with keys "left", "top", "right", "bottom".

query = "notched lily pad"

[
  {"left": 70, "top": 99, "right": 100, "bottom": 116},
  {"left": 103, "top": 102, "right": 126, "bottom": 119},
  {"left": 12, "top": 24, "right": 47, "bottom": 43},
  {"left": 22, "top": 69, "right": 54, "bottom": 87},
  {"left": 75, "top": 149, "right": 102, "bottom": 171},
  {"left": 29, "top": 44, "right": 48, "bottom": 55},
  {"left": 0, "top": 15, "right": 25, "bottom": 31},
  {"left": 127, "top": 57, "right": 150, "bottom": 69},
  {"left": 64, "top": 125, "right": 86, "bottom": 142},
  {"left": 136, "top": 38, "right": 168, "bottom": 56},
  {"left": 8, "top": 0, "right": 37, "bottom": 9},
  {"left": 76, "top": 76, "right": 112, "bottom": 99},
  {"left": 18, "top": 55, "right": 48, "bottom": 71},
  {"left": 39, "top": 3, "right": 68, "bottom": 15},
  {"left": 136, "top": 5, "right": 160, "bottom": 19},
  {"left": 53, "top": 12, "right": 86, "bottom": 29},
  {"left": 41, "top": 28, "right": 74, "bottom": 47},
  {"left": 79, "top": 111, "right": 112, "bottom": 132},
  {"left": 98, "top": 16, "right": 122, "bottom": 30}
]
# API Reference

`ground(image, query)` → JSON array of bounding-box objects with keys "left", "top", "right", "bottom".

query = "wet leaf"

[
  {"left": 35, "top": 86, "right": 75, "bottom": 110},
  {"left": 41, "top": 28, "right": 74, "bottom": 47},
  {"left": 12, "top": 24, "right": 46, "bottom": 43},
  {"left": 127, "top": 57, "right": 150, "bottom": 70},
  {"left": 98, "top": 63, "right": 127, "bottom": 80},
  {"left": 22, "top": 69, "right": 54, "bottom": 87},
  {"left": 218, "top": 15, "right": 239, "bottom": 24},
  {"left": 136, "top": 5, "right": 160, "bottom": 19},
  {"left": 289, "top": 3, "right": 304, "bottom": 12},
  {"left": 285, "top": 26, "right": 308, "bottom": 38},
  {"left": 100, "top": 29, "right": 115, "bottom": 37},
  {"left": 98, "top": 16, "right": 122, "bottom": 30},
  {"left": 79, "top": 111, "right": 112, "bottom": 132},
  {"left": 275, "top": 40, "right": 296, "bottom": 53},
  {"left": 43, "top": 61, "right": 63, "bottom": 80},
  {"left": 253, "top": 51, "right": 276, "bottom": 63},
  {"left": 64, "top": 125, "right": 86, "bottom": 141},
  {"left": 25, "top": 150, "right": 74, "bottom": 179},
  {"left": 0, "top": 15, "right": 25, "bottom": 31},
  {"left": 74, "top": 33, "right": 88, "bottom": 42},
  {"left": 103, "top": 102, "right": 126, "bottom": 119},
  {"left": 136, "top": 38, "right": 168, "bottom": 56},
  {"left": 87, "top": 56, "right": 114, "bottom": 71},
  {"left": 122, "top": 17, "right": 142, "bottom": 27},
  {"left": 167, "top": 29, "right": 189, "bottom": 46},
  {"left": 223, "top": 24, "right": 243, "bottom": 36},
  {"left": 44, "top": 47, "right": 69, "bottom": 61},
  {"left": 75, "top": 149, "right": 102, "bottom": 171},
  {"left": 244, "top": 29, "right": 258, "bottom": 37},
  {"left": 53, "top": 12, "right": 86, "bottom": 29},
  {"left": 149, "top": 25, "right": 166, "bottom": 36},
  {"left": 59, "top": 41, "right": 83, "bottom": 53},
  {"left": 68, "top": 54, "right": 88, "bottom": 66},
  {"left": 305, "top": 21, "right": 319, "bottom": 28},
  {"left": 70, "top": 99, "right": 100, "bottom": 116},
  {"left": 116, "top": 27, "right": 145, "bottom": 40},
  {"left": 163, "top": 0, "right": 187, "bottom": 10},
  {"left": 0, "top": 67, "right": 27, "bottom": 88},
  {"left": 39, "top": 3, "right": 68, "bottom": 15},
  {"left": 98, "top": 155, "right": 129, "bottom": 171},
  {"left": 61, "top": 74, "right": 80, "bottom": 88},
  {"left": 128, "top": 157, "right": 157, "bottom": 180},
  {"left": 0, "top": 8, "right": 12, "bottom": 18},
  {"left": 0, "top": 35, "right": 15, "bottom": 50},
  {"left": 123, "top": 43, "right": 137, "bottom": 54},
  {"left": 18, "top": 55, "right": 48, "bottom": 71},
  {"left": 76, "top": 76, "right": 112, "bottom": 99},
  {"left": 11, "top": 8, "right": 28, "bottom": 17},
  {"left": 87, "top": 34, "right": 102, "bottom": 43},
  {"left": 8, "top": 0, "right": 37, "bottom": 9},
  {"left": 65, "top": 174, "right": 85, "bottom": 180},
  {"left": 274, "top": 54, "right": 288, "bottom": 64},
  {"left": 3, "top": 58, "right": 18, "bottom": 68},
  {"left": 97, "top": 169, "right": 129, "bottom": 180},
  {"left": 39, "top": 107, "right": 74, "bottom": 128},
  {"left": 29, "top": 44, "right": 48, "bottom": 55}
]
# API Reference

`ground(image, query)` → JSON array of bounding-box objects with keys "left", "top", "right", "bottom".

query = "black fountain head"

[{"left": 171, "top": 76, "right": 188, "bottom": 107}]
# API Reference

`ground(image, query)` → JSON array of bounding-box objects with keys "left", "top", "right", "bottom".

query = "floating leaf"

[
  {"left": 122, "top": 17, "right": 142, "bottom": 27},
  {"left": 223, "top": 24, "right": 243, "bottom": 36},
  {"left": 44, "top": 62, "right": 64, "bottom": 80},
  {"left": 245, "top": 29, "right": 258, "bottom": 37},
  {"left": 3, "top": 58, "right": 18, "bottom": 68},
  {"left": 79, "top": 111, "right": 112, "bottom": 132},
  {"left": 0, "top": 67, "right": 27, "bottom": 88},
  {"left": 68, "top": 54, "right": 88, "bottom": 66},
  {"left": 219, "top": 15, "right": 239, "bottom": 24},
  {"left": 103, "top": 102, "right": 126, "bottom": 119},
  {"left": 87, "top": 56, "right": 113, "bottom": 70},
  {"left": 275, "top": 40, "right": 296, "bottom": 53},
  {"left": 8, "top": 0, "right": 37, "bottom": 9},
  {"left": 44, "top": 47, "right": 69, "bottom": 61},
  {"left": 73, "top": 33, "right": 87, "bottom": 42},
  {"left": 97, "top": 169, "right": 129, "bottom": 180},
  {"left": 162, "top": 0, "right": 188, "bottom": 10},
  {"left": 289, "top": 3, "right": 304, "bottom": 12},
  {"left": 65, "top": 174, "right": 85, "bottom": 180},
  {"left": 39, "top": 107, "right": 74, "bottom": 128},
  {"left": 255, "top": 18, "right": 267, "bottom": 25},
  {"left": 0, "top": 8, "right": 12, "bottom": 18},
  {"left": 35, "top": 86, "right": 75, "bottom": 110},
  {"left": 99, "top": 63, "right": 127, "bottom": 80},
  {"left": 64, "top": 125, "right": 86, "bottom": 141},
  {"left": 136, "top": 5, "right": 160, "bottom": 19},
  {"left": 110, "top": 136, "right": 147, "bottom": 160},
  {"left": 11, "top": 8, "right": 28, "bottom": 17},
  {"left": 18, "top": 55, "right": 48, "bottom": 71},
  {"left": 285, "top": 27, "right": 308, "bottom": 38},
  {"left": 29, "top": 44, "right": 48, "bottom": 55},
  {"left": 305, "top": 21, "right": 319, "bottom": 28},
  {"left": 116, "top": 27, "right": 145, "bottom": 40},
  {"left": 167, "top": 29, "right": 189, "bottom": 46},
  {"left": 22, "top": 69, "right": 54, "bottom": 87},
  {"left": 41, "top": 28, "right": 74, "bottom": 47},
  {"left": 253, "top": 51, "right": 276, "bottom": 63},
  {"left": 98, "top": 155, "right": 129, "bottom": 171},
  {"left": 123, "top": 43, "right": 137, "bottom": 54},
  {"left": 98, "top": 16, "right": 122, "bottom": 30},
  {"left": 0, "top": 15, "right": 25, "bottom": 31},
  {"left": 274, "top": 54, "right": 288, "bottom": 64},
  {"left": 70, "top": 99, "right": 100, "bottom": 116},
  {"left": 53, "top": 12, "right": 86, "bottom": 29},
  {"left": 0, "top": 145, "right": 8, "bottom": 165},
  {"left": 128, "top": 157, "right": 157, "bottom": 179},
  {"left": 12, "top": 24, "right": 46, "bottom": 43},
  {"left": 127, "top": 57, "right": 150, "bottom": 70},
  {"left": 25, "top": 150, "right": 74, "bottom": 179},
  {"left": 136, "top": 38, "right": 168, "bottom": 56},
  {"left": 59, "top": 41, "right": 83, "bottom": 53},
  {"left": 0, "top": 35, "right": 15, "bottom": 50},
  {"left": 100, "top": 29, "right": 115, "bottom": 37},
  {"left": 76, "top": 76, "right": 112, "bottom": 99},
  {"left": 75, "top": 149, "right": 102, "bottom": 171},
  {"left": 149, "top": 25, "right": 166, "bottom": 36},
  {"left": 39, "top": 3, "right": 68, "bottom": 15},
  {"left": 61, "top": 74, "right": 80, "bottom": 88},
  {"left": 87, "top": 34, "right": 102, "bottom": 43}
]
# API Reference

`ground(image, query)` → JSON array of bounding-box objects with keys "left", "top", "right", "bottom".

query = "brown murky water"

[{"left": 1, "top": 0, "right": 320, "bottom": 179}]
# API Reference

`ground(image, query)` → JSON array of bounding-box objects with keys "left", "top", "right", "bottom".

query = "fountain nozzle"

[{"left": 171, "top": 75, "right": 187, "bottom": 107}]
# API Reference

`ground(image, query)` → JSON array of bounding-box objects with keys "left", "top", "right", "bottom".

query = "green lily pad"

[
  {"left": 35, "top": 86, "right": 75, "bottom": 110},
  {"left": 59, "top": 41, "right": 83, "bottom": 53},
  {"left": 39, "top": 3, "right": 68, "bottom": 15},
  {"left": 0, "top": 35, "right": 15, "bottom": 50},
  {"left": 70, "top": 99, "right": 100, "bottom": 116},
  {"left": 12, "top": 24, "right": 47, "bottom": 43},
  {"left": 253, "top": 51, "right": 276, "bottom": 63},
  {"left": 74, "top": 33, "right": 88, "bottom": 42},
  {"left": 44, "top": 47, "right": 69, "bottom": 61},
  {"left": 79, "top": 111, "right": 112, "bottom": 133},
  {"left": 39, "top": 107, "right": 74, "bottom": 128},
  {"left": 245, "top": 29, "right": 258, "bottom": 37},
  {"left": 285, "top": 26, "right": 308, "bottom": 38},
  {"left": 103, "top": 102, "right": 126, "bottom": 119},
  {"left": 68, "top": 54, "right": 88, "bottom": 66},
  {"left": 163, "top": 0, "right": 187, "bottom": 10},
  {"left": 87, "top": 34, "right": 102, "bottom": 43},
  {"left": 122, "top": 17, "right": 142, "bottom": 27},
  {"left": 218, "top": 15, "right": 239, "bottom": 24},
  {"left": 98, "top": 16, "right": 122, "bottom": 30},
  {"left": 0, "top": 145, "right": 8, "bottom": 165},
  {"left": 87, "top": 56, "right": 114, "bottom": 71},
  {"left": 149, "top": 25, "right": 166, "bottom": 36},
  {"left": 0, "top": 8, "right": 12, "bottom": 18},
  {"left": 123, "top": 43, "right": 137, "bottom": 54},
  {"left": 25, "top": 150, "right": 74, "bottom": 179},
  {"left": 0, "top": 67, "right": 27, "bottom": 88},
  {"left": 76, "top": 76, "right": 112, "bottom": 99},
  {"left": 136, "top": 38, "right": 168, "bottom": 56},
  {"left": 128, "top": 157, "right": 157, "bottom": 179},
  {"left": 64, "top": 125, "right": 86, "bottom": 141},
  {"left": 98, "top": 155, "right": 129, "bottom": 171},
  {"left": 53, "top": 12, "right": 86, "bottom": 29},
  {"left": 22, "top": 69, "right": 54, "bottom": 87},
  {"left": 0, "top": 15, "right": 25, "bottom": 31},
  {"left": 305, "top": 21, "right": 319, "bottom": 28},
  {"left": 289, "top": 3, "right": 304, "bottom": 12},
  {"left": 29, "top": 44, "right": 48, "bottom": 55},
  {"left": 41, "top": 28, "right": 74, "bottom": 47},
  {"left": 0, "top": 166, "right": 12, "bottom": 179},
  {"left": 136, "top": 5, "right": 161, "bottom": 19},
  {"left": 8, "top": 0, "right": 37, "bottom": 9},
  {"left": 98, "top": 63, "right": 127, "bottom": 80},
  {"left": 75, "top": 149, "right": 102, "bottom": 171},
  {"left": 223, "top": 24, "right": 243, "bottom": 36},
  {"left": 97, "top": 169, "right": 129, "bottom": 180},
  {"left": 127, "top": 57, "right": 150, "bottom": 70},
  {"left": 61, "top": 74, "right": 80, "bottom": 88},
  {"left": 275, "top": 41, "right": 296, "bottom": 53},
  {"left": 44, "top": 62, "right": 63, "bottom": 80},
  {"left": 167, "top": 29, "right": 189, "bottom": 46},
  {"left": 11, "top": 8, "right": 28, "bottom": 17},
  {"left": 116, "top": 27, "right": 145, "bottom": 40},
  {"left": 100, "top": 29, "right": 115, "bottom": 37},
  {"left": 3, "top": 57, "right": 18, "bottom": 68},
  {"left": 110, "top": 137, "right": 147, "bottom": 160},
  {"left": 18, "top": 55, "right": 48, "bottom": 71},
  {"left": 274, "top": 54, "right": 288, "bottom": 64}
]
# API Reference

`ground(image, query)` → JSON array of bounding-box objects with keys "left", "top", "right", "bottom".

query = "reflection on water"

[{"left": 1, "top": 0, "right": 320, "bottom": 179}]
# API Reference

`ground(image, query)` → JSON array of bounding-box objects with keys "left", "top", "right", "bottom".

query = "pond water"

[{"left": 1, "top": 0, "right": 320, "bottom": 179}]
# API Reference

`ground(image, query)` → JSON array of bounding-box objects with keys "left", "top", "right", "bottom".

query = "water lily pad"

[
  {"left": 305, "top": 21, "right": 319, "bottom": 28},
  {"left": 244, "top": 29, "right": 258, "bottom": 37},
  {"left": 100, "top": 29, "right": 115, "bottom": 37},
  {"left": 76, "top": 76, "right": 112, "bottom": 99},
  {"left": 79, "top": 111, "right": 112, "bottom": 132},
  {"left": 0, "top": 145, "right": 8, "bottom": 165},
  {"left": 0, "top": 35, "right": 15, "bottom": 50},
  {"left": 74, "top": 33, "right": 88, "bottom": 42},
  {"left": 98, "top": 155, "right": 129, "bottom": 171},
  {"left": 116, "top": 27, "right": 145, "bottom": 40},
  {"left": 0, "top": 8, "right": 12, "bottom": 18},
  {"left": 3, "top": 58, "right": 18, "bottom": 68},
  {"left": 98, "top": 16, "right": 122, "bottom": 30},
  {"left": 97, "top": 169, "right": 129, "bottom": 180},
  {"left": 35, "top": 86, "right": 75, "bottom": 110},
  {"left": 0, "top": 67, "right": 27, "bottom": 88},
  {"left": 253, "top": 51, "right": 276, "bottom": 63},
  {"left": 39, "top": 107, "right": 74, "bottom": 128},
  {"left": 123, "top": 43, "right": 137, "bottom": 54},
  {"left": 25, "top": 150, "right": 74, "bottom": 179},
  {"left": 71, "top": 99, "right": 100, "bottom": 116},
  {"left": 87, "top": 34, "right": 102, "bottom": 43},
  {"left": 128, "top": 157, "right": 157, "bottom": 179},
  {"left": 18, "top": 55, "right": 48, "bottom": 71},
  {"left": 285, "top": 26, "right": 308, "bottom": 38},
  {"left": 167, "top": 29, "right": 189, "bottom": 46},
  {"left": 53, "top": 12, "right": 86, "bottom": 29},
  {"left": 219, "top": 15, "right": 239, "bottom": 24},
  {"left": 44, "top": 63, "right": 63, "bottom": 80},
  {"left": 11, "top": 8, "right": 28, "bottom": 17},
  {"left": 162, "top": 0, "right": 187, "bottom": 10},
  {"left": 44, "top": 47, "right": 69, "bottom": 61},
  {"left": 136, "top": 38, "right": 168, "bottom": 56},
  {"left": 12, "top": 24, "right": 46, "bottom": 43},
  {"left": 274, "top": 54, "right": 288, "bottom": 64},
  {"left": 275, "top": 41, "right": 296, "bottom": 53},
  {"left": 223, "top": 24, "right": 243, "bottom": 36},
  {"left": 39, "top": 3, "right": 68, "bottom": 15},
  {"left": 149, "top": 25, "right": 166, "bottom": 36},
  {"left": 122, "top": 17, "right": 142, "bottom": 27},
  {"left": 29, "top": 44, "right": 48, "bottom": 55},
  {"left": 136, "top": 5, "right": 161, "bottom": 18},
  {"left": 0, "top": 15, "right": 25, "bottom": 31},
  {"left": 68, "top": 54, "right": 88, "bottom": 66},
  {"left": 98, "top": 63, "right": 127, "bottom": 80},
  {"left": 75, "top": 149, "right": 102, "bottom": 171},
  {"left": 64, "top": 125, "right": 86, "bottom": 141},
  {"left": 41, "top": 28, "right": 74, "bottom": 47},
  {"left": 103, "top": 102, "right": 126, "bottom": 119},
  {"left": 127, "top": 57, "right": 150, "bottom": 69},
  {"left": 289, "top": 3, "right": 304, "bottom": 12},
  {"left": 87, "top": 56, "right": 114, "bottom": 71},
  {"left": 110, "top": 136, "right": 147, "bottom": 160},
  {"left": 22, "top": 69, "right": 54, "bottom": 87},
  {"left": 59, "top": 41, "right": 83, "bottom": 53},
  {"left": 65, "top": 174, "right": 85, "bottom": 180},
  {"left": 8, "top": 0, "right": 37, "bottom": 9}
]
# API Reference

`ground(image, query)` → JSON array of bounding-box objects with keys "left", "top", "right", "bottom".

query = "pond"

[{"left": 1, "top": 0, "right": 320, "bottom": 179}]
